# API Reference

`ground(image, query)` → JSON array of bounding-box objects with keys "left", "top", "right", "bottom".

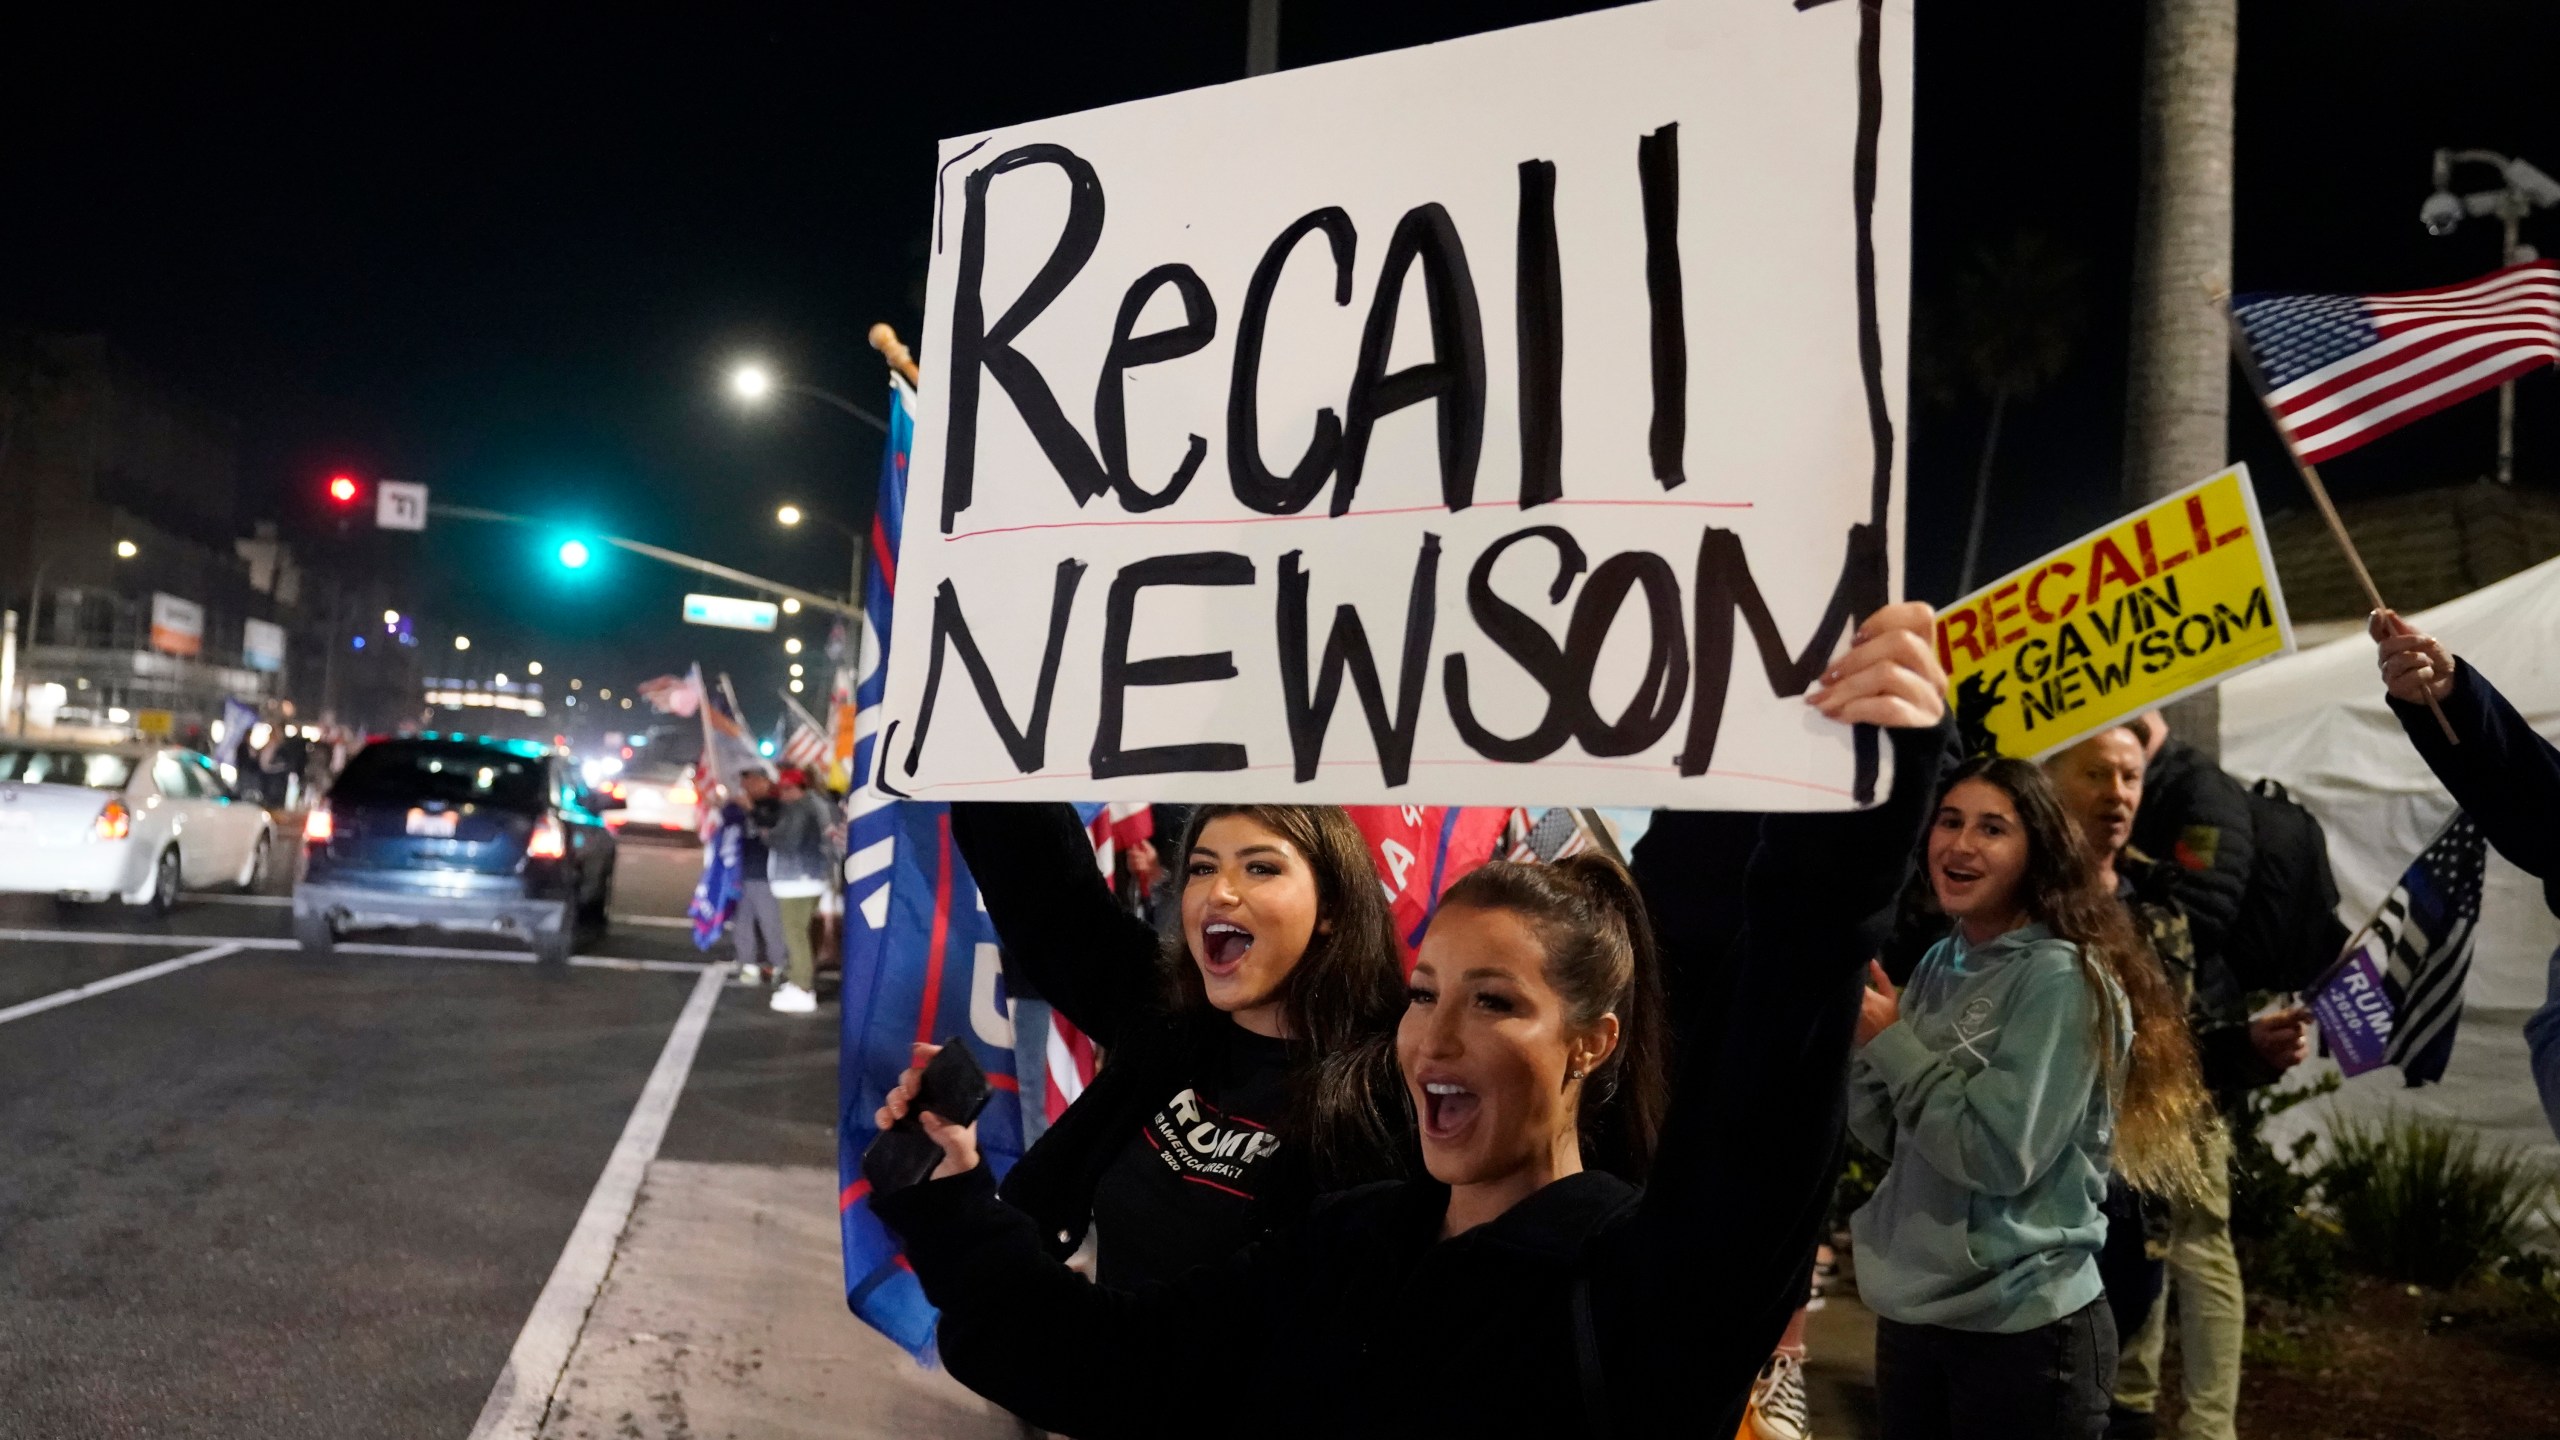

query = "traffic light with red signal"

[{"left": 327, "top": 474, "right": 361, "bottom": 506}]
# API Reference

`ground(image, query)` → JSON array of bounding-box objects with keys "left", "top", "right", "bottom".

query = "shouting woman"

[
  {"left": 876, "top": 602, "right": 1954, "bottom": 1438},
  {"left": 947, "top": 799, "right": 1412, "bottom": 1291}
]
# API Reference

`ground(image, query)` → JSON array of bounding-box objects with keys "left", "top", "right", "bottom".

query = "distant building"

[
  {"left": 2265, "top": 478, "right": 2560, "bottom": 637},
  {"left": 0, "top": 335, "right": 420, "bottom": 736}
]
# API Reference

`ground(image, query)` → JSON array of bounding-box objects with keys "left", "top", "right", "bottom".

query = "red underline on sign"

[
  {"left": 899, "top": 758, "right": 1854, "bottom": 800},
  {"left": 940, "top": 496, "right": 1757, "bottom": 543}
]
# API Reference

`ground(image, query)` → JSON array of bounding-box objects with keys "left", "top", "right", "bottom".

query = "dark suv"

[{"left": 294, "top": 734, "right": 618, "bottom": 965}]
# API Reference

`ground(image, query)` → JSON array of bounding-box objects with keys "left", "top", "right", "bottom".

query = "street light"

[
  {"left": 782, "top": 596, "right": 802, "bottom": 615},
  {"left": 784, "top": 637, "right": 803, "bottom": 656},
  {"left": 114, "top": 539, "right": 138, "bottom": 559},
  {"left": 722, "top": 361, "right": 888, "bottom": 433},
  {"left": 776, "top": 504, "right": 803, "bottom": 526},
  {"left": 557, "top": 539, "right": 592, "bottom": 569},
  {"left": 383, "top": 609, "right": 401, "bottom": 625},
  {"left": 527, "top": 661, "right": 543, "bottom": 676},
  {"left": 2421, "top": 148, "right": 2560, "bottom": 485},
  {"left": 454, "top": 635, "right": 472, "bottom": 652}
]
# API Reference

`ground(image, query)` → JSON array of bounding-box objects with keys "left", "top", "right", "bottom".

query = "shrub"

[
  {"left": 2320, "top": 1111, "right": 2555, "bottom": 1290},
  {"left": 2229, "top": 1073, "right": 2348, "bottom": 1307}
]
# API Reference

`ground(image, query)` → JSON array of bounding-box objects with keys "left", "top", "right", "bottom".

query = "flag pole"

[
  {"left": 869, "top": 323, "right": 920, "bottom": 389},
  {"left": 2218, "top": 298, "right": 2459, "bottom": 744}
]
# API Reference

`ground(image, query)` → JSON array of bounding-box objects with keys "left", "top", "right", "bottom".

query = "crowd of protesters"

[{"left": 689, "top": 597, "right": 2560, "bottom": 1440}]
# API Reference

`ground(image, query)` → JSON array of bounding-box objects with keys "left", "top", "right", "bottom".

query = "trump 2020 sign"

[{"left": 874, "top": 0, "right": 1913, "bottom": 810}]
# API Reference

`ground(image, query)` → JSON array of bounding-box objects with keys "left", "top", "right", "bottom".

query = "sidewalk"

[
  {"left": 534, "top": 1158, "right": 1022, "bottom": 1440},
  {"left": 1804, "top": 1288, "right": 1882, "bottom": 1440}
]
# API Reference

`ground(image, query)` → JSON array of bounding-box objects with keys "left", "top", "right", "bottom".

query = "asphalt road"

[{"left": 0, "top": 834, "right": 841, "bottom": 1440}]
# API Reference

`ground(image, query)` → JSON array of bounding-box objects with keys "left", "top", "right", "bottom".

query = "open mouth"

[
  {"left": 1201, "top": 920, "right": 1255, "bottom": 975},
  {"left": 1938, "top": 861, "right": 1984, "bottom": 888},
  {"left": 1420, "top": 1080, "right": 1480, "bottom": 1140}
]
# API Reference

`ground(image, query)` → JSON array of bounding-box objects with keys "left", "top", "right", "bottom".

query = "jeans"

[
  {"left": 2113, "top": 1166, "right": 2242, "bottom": 1440},
  {"left": 1876, "top": 1297, "right": 2116, "bottom": 1440},
  {"left": 734, "top": 880, "right": 786, "bottom": 973},
  {"left": 2527, "top": 944, "right": 2560, "bottom": 1144}
]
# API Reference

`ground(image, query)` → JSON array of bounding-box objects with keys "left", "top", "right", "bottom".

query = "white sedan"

[{"left": 0, "top": 742, "right": 275, "bottom": 911}]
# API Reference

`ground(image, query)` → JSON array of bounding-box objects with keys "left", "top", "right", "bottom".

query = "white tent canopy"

[{"left": 2222, "top": 552, "right": 2560, "bottom": 1010}]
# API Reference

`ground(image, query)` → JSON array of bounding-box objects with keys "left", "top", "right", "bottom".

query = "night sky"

[{"left": 4, "top": 0, "right": 2555, "bottom": 733}]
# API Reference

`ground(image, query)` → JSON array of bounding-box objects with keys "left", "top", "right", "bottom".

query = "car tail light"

[
  {"left": 303, "top": 805, "right": 334, "bottom": 844},
  {"left": 527, "top": 816, "right": 569, "bottom": 860},
  {"left": 94, "top": 800, "right": 132, "bottom": 842},
  {"left": 669, "top": 776, "right": 697, "bottom": 805},
  {"left": 608, "top": 781, "right": 628, "bottom": 800}
]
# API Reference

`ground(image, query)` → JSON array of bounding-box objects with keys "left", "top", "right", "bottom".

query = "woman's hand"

[
  {"left": 1856, "top": 960, "right": 1901, "bottom": 1047},
  {"left": 1810, "top": 602, "right": 1948, "bottom": 729},
  {"left": 2368, "top": 609, "right": 2456, "bottom": 705},
  {"left": 874, "top": 1042, "right": 982, "bottom": 1180}
]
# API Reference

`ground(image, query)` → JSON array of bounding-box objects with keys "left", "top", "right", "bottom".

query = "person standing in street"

[
  {"left": 726, "top": 769, "right": 784, "bottom": 987},
  {"left": 2044, "top": 726, "right": 2305, "bottom": 1440},
  {"left": 762, "top": 766, "right": 836, "bottom": 1015},
  {"left": 1851, "top": 756, "right": 2220, "bottom": 1440},
  {"left": 2370, "top": 610, "right": 2560, "bottom": 1141}
]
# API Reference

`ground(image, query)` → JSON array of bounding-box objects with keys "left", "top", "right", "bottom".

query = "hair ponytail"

[{"left": 1438, "top": 853, "right": 1672, "bottom": 1182}]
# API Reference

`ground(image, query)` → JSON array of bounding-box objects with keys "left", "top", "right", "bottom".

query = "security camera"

[
  {"left": 2421, "top": 190, "right": 2467, "bottom": 236},
  {"left": 2508, "top": 158, "right": 2560, "bottom": 211}
]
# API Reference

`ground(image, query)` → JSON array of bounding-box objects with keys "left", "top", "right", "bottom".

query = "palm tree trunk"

[
  {"left": 1957, "top": 388, "right": 2010, "bottom": 597},
  {"left": 2125, "top": 0, "right": 2236, "bottom": 755}
]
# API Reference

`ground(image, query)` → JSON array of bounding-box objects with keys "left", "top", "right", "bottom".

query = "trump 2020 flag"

[
  {"left": 2311, "top": 813, "right": 2488, "bottom": 1085},
  {"left": 838, "top": 378, "right": 1030, "bottom": 1361}
]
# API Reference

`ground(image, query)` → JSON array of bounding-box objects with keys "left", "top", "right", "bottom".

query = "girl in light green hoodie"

[{"left": 1849, "top": 757, "right": 2216, "bottom": 1440}]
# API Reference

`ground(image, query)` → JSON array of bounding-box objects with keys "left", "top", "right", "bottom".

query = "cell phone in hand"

[{"left": 861, "top": 1039, "right": 993, "bottom": 1197}]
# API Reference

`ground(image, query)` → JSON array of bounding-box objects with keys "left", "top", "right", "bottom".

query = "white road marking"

[
  {"left": 607, "top": 914, "right": 695, "bottom": 930},
  {"left": 0, "top": 927, "right": 711, "bottom": 974},
  {"left": 467, "top": 962, "right": 727, "bottom": 1440},
  {"left": 0, "top": 943, "right": 245, "bottom": 1027},
  {"left": 188, "top": 893, "right": 293, "bottom": 907}
]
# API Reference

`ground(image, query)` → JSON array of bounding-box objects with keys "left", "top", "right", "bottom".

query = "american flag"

[
  {"left": 2231, "top": 260, "right": 2560, "bottom": 464},
  {"left": 2373, "top": 813, "right": 2489, "bottom": 1086},
  {"left": 776, "top": 691, "right": 832, "bottom": 769}
]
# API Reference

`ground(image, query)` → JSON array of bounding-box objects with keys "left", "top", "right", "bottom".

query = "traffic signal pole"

[{"left": 428, "top": 504, "right": 861, "bottom": 619}]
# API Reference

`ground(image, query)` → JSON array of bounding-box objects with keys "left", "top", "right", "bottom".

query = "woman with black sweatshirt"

[
  {"left": 875, "top": 603, "right": 1951, "bottom": 1437},
  {"left": 948, "top": 800, "right": 1412, "bottom": 1290}
]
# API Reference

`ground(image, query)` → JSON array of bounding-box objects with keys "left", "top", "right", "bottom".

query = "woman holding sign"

[
  {"left": 1847, "top": 757, "right": 2218, "bottom": 1440},
  {"left": 874, "top": 603, "right": 1951, "bottom": 1438},
  {"left": 948, "top": 800, "right": 1412, "bottom": 1292}
]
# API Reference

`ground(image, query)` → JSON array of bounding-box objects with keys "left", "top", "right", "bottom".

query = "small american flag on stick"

[{"left": 2231, "top": 260, "right": 2560, "bottom": 464}]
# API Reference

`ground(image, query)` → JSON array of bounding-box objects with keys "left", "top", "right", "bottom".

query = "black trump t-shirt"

[{"left": 1090, "top": 1028, "right": 1292, "bottom": 1290}]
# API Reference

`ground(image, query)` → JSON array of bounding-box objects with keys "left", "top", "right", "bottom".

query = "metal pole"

[
  {"left": 781, "top": 381, "right": 890, "bottom": 435},
  {"left": 429, "top": 504, "right": 861, "bottom": 618},
  {"left": 1, "top": 608, "right": 17, "bottom": 732},
  {"left": 1247, "top": 0, "right": 1280, "bottom": 76},
  {"left": 2499, "top": 209, "right": 2521, "bottom": 485}
]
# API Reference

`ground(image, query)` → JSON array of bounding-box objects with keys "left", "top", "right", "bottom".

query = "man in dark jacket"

[
  {"left": 2371, "top": 610, "right": 2560, "bottom": 1141},
  {"left": 2129, "top": 714, "right": 2256, "bottom": 965}
]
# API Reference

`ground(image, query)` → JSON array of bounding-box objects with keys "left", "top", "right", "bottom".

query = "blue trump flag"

[{"left": 837, "top": 377, "right": 1028, "bottom": 1361}]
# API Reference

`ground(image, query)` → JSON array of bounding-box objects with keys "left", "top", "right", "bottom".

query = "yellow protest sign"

[{"left": 1936, "top": 465, "right": 2295, "bottom": 759}]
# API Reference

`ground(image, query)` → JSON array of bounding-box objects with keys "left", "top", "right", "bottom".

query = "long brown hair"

[
  {"left": 1165, "top": 804, "right": 1410, "bottom": 1188},
  {"left": 1938, "top": 758, "right": 2222, "bottom": 1203},
  {"left": 1434, "top": 853, "right": 1672, "bottom": 1183}
]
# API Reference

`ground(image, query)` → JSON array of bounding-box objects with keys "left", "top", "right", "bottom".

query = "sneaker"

[
  {"left": 769, "top": 982, "right": 818, "bottom": 1014},
  {"left": 1746, "top": 1350, "right": 1810, "bottom": 1440},
  {"left": 2105, "top": 1406, "right": 2158, "bottom": 1440},
  {"left": 734, "top": 962, "right": 765, "bottom": 987}
]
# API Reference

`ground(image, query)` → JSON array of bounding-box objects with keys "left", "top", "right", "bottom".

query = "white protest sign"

[{"left": 876, "top": 0, "right": 1912, "bottom": 809}]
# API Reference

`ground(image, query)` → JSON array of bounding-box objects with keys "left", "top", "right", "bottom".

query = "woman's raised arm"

[{"left": 950, "top": 802, "right": 1163, "bottom": 1047}]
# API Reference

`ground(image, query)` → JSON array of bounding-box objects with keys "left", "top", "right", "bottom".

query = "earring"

[{"left": 1568, "top": 1067, "right": 1587, "bottom": 1081}]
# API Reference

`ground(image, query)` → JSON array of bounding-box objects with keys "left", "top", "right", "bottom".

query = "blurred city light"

[{"left": 730, "top": 363, "right": 774, "bottom": 402}]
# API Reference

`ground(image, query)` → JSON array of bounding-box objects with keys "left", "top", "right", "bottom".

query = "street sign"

[
  {"left": 242, "top": 618, "right": 287, "bottom": 673},
  {"left": 377, "top": 480, "right": 428, "bottom": 531},
  {"left": 135, "top": 709, "right": 174, "bottom": 738},
  {"left": 682, "top": 593, "right": 778, "bottom": 632}
]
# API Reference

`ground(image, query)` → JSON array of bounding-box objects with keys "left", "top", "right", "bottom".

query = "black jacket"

[
  {"left": 2130, "top": 738, "right": 2258, "bottom": 961},
  {"left": 2393, "top": 659, "right": 2560, "bottom": 920},
  {"left": 948, "top": 804, "right": 1366, "bottom": 1263},
  {"left": 882, "top": 723, "right": 1947, "bottom": 1439}
]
